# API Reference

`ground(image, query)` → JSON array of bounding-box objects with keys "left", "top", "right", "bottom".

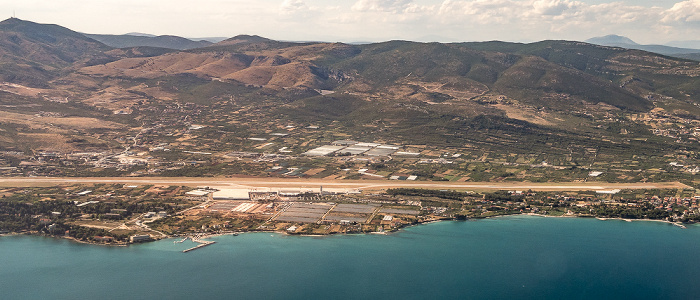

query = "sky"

[{"left": 2, "top": 0, "right": 699, "bottom": 44}]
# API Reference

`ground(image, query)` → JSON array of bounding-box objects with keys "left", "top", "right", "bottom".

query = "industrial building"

[
  {"left": 212, "top": 189, "right": 252, "bottom": 200},
  {"left": 303, "top": 141, "right": 405, "bottom": 157}
]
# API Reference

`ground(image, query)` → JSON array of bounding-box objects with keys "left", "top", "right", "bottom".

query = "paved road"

[{"left": 0, "top": 177, "right": 689, "bottom": 191}]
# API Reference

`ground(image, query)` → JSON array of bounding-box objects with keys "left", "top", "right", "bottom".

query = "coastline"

[
  {"left": 2, "top": 213, "right": 693, "bottom": 246},
  {"left": 594, "top": 216, "right": 688, "bottom": 229},
  {"left": 515, "top": 212, "right": 689, "bottom": 229},
  {"left": 518, "top": 212, "right": 688, "bottom": 229},
  {"left": 0, "top": 232, "right": 131, "bottom": 246}
]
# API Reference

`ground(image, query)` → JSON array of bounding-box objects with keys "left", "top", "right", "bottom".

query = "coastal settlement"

[{"left": 1, "top": 183, "right": 699, "bottom": 246}]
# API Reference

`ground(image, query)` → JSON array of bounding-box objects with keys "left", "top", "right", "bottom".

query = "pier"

[
  {"left": 182, "top": 240, "right": 215, "bottom": 253},
  {"left": 177, "top": 234, "right": 217, "bottom": 252},
  {"left": 176, "top": 232, "right": 239, "bottom": 252}
]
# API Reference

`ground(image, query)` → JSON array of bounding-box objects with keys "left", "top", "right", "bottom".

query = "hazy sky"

[{"left": 2, "top": 0, "right": 698, "bottom": 43}]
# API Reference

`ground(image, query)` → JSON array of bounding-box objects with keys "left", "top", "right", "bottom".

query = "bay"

[{"left": 2, "top": 216, "right": 700, "bottom": 300}]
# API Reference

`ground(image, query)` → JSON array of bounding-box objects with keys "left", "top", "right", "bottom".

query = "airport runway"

[{"left": 0, "top": 177, "right": 689, "bottom": 191}]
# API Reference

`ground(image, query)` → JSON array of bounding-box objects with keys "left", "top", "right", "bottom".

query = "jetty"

[
  {"left": 176, "top": 232, "right": 241, "bottom": 252},
  {"left": 177, "top": 234, "right": 217, "bottom": 253},
  {"left": 183, "top": 240, "right": 215, "bottom": 253}
]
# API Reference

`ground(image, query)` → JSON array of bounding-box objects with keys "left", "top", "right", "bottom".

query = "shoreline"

[
  {"left": 0, "top": 231, "right": 131, "bottom": 246},
  {"left": 593, "top": 216, "right": 688, "bottom": 229},
  {"left": 2, "top": 213, "right": 694, "bottom": 246},
  {"left": 518, "top": 212, "right": 689, "bottom": 229}
]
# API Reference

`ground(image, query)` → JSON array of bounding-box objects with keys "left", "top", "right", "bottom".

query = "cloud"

[
  {"left": 662, "top": 0, "right": 700, "bottom": 23},
  {"left": 351, "top": 0, "right": 413, "bottom": 13},
  {"left": 278, "top": 0, "right": 317, "bottom": 22},
  {"left": 280, "top": 0, "right": 308, "bottom": 14},
  {"left": 580, "top": 2, "right": 657, "bottom": 24},
  {"left": 436, "top": 0, "right": 584, "bottom": 23},
  {"left": 532, "top": 0, "right": 579, "bottom": 16},
  {"left": 436, "top": 0, "right": 522, "bottom": 24},
  {"left": 8, "top": 0, "right": 700, "bottom": 44}
]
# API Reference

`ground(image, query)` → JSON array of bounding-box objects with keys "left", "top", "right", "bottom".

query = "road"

[{"left": 0, "top": 177, "right": 690, "bottom": 191}]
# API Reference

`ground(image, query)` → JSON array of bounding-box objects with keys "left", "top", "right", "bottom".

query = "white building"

[{"left": 212, "top": 189, "right": 251, "bottom": 200}]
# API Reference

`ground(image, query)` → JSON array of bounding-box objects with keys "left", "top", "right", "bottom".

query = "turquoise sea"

[{"left": 2, "top": 216, "right": 700, "bottom": 300}]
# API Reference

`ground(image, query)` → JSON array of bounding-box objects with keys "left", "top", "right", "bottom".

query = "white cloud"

[
  {"left": 280, "top": 0, "right": 308, "bottom": 13},
  {"left": 437, "top": 0, "right": 582, "bottom": 22},
  {"left": 4, "top": 0, "right": 700, "bottom": 44},
  {"left": 436, "top": 0, "right": 522, "bottom": 25},
  {"left": 580, "top": 2, "right": 656, "bottom": 24},
  {"left": 662, "top": 0, "right": 700, "bottom": 23},
  {"left": 429, "top": 0, "right": 700, "bottom": 42},
  {"left": 278, "top": 0, "right": 317, "bottom": 23},
  {"left": 351, "top": 0, "right": 414, "bottom": 12},
  {"left": 532, "top": 0, "right": 579, "bottom": 16}
]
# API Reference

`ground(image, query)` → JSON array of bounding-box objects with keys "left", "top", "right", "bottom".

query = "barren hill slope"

[
  {"left": 0, "top": 18, "right": 112, "bottom": 86},
  {"left": 0, "top": 19, "right": 699, "bottom": 170}
]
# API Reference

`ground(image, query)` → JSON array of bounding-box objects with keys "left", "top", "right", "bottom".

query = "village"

[
  {"left": 1, "top": 128, "right": 699, "bottom": 184},
  {"left": 1, "top": 82, "right": 699, "bottom": 185}
]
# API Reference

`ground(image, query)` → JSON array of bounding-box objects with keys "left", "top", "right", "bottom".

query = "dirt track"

[{"left": 0, "top": 177, "right": 689, "bottom": 191}]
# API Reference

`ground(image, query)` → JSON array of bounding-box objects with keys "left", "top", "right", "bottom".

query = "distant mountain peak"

[
  {"left": 0, "top": 17, "right": 41, "bottom": 29},
  {"left": 0, "top": 17, "right": 20, "bottom": 24},
  {"left": 219, "top": 35, "right": 274, "bottom": 44},
  {"left": 1, "top": 17, "right": 44, "bottom": 28},
  {"left": 124, "top": 32, "right": 156, "bottom": 37},
  {"left": 584, "top": 34, "right": 700, "bottom": 58},
  {"left": 83, "top": 33, "right": 212, "bottom": 50},
  {"left": 586, "top": 34, "right": 638, "bottom": 46}
]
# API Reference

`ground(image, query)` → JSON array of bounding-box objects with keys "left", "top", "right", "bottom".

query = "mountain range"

[
  {"left": 0, "top": 17, "right": 698, "bottom": 168},
  {"left": 81, "top": 32, "right": 700, "bottom": 62},
  {"left": 84, "top": 33, "right": 213, "bottom": 50}
]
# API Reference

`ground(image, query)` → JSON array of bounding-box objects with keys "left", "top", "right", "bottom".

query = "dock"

[
  {"left": 177, "top": 232, "right": 239, "bottom": 253},
  {"left": 179, "top": 233, "right": 218, "bottom": 253},
  {"left": 182, "top": 240, "right": 215, "bottom": 253}
]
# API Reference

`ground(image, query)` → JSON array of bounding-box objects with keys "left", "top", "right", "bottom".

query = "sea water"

[{"left": 2, "top": 216, "right": 700, "bottom": 300}]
